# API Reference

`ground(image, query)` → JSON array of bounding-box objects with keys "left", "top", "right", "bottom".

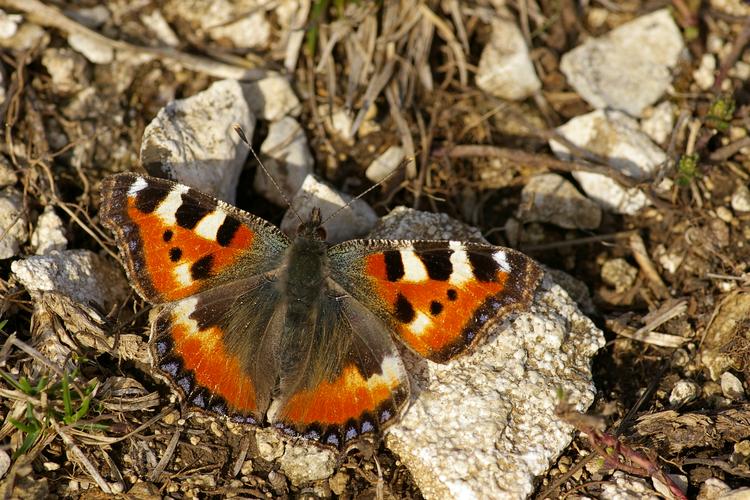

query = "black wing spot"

[
  {"left": 468, "top": 252, "right": 498, "bottom": 282},
  {"left": 384, "top": 251, "right": 404, "bottom": 281},
  {"left": 216, "top": 216, "right": 241, "bottom": 246},
  {"left": 417, "top": 249, "right": 453, "bottom": 281},
  {"left": 447, "top": 289, "right": 458, "bottom": 301},
  {"left": 169, "top": 247, "right": 182, "bottom": 262},
  {"left": 430, "top": 300, "right": 444, "bottom": 316},
  {"left": 175, "top": 191, "right": 213, "bottom": 229},
  {"left": 394, "top": 293, "right": 415, "bottom": 324},
  {"left": 191, "top": 254, "right": 214, "bottom": 280},
  {"left": 163, "top": 229, "right": 173, "bottom": 242},
  {"left": 134, "top": 184, "right": 169, "bottom": 214}
]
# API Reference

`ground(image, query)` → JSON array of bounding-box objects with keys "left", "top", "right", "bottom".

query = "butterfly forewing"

[
  {"left": 101, "top": 173, "right": 290, "bottom": 303},
  {"left": 328, "top": 240, "right": 543, "bottom": 363}
]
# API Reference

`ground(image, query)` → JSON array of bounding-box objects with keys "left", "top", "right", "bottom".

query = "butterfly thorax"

[{"left": 276, "top": 213, "right": 331, "bottom": 390}]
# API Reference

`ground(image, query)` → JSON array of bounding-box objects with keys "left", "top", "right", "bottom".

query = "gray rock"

[
  {"left": 371, "top": 210, "right": 603, "bottom": 500},
  {"left": 244, "top": 75, "right": 301, "bottom": 121},
  {"left": 550, "top": 110, "right": 666, "bottom": 215},
  {"left": 31, "top": 206, "right": 68, "bottom": 255},
  {"left": 140, "top": 79, "right": 255, "bottom": 203},
  {"left": 669, "top": 379, "right": 700, "bottom": 407},
  {"left": 11, "top": 250, "right": 129, "bottom": 311},
  {"left": 68, "top": 32, "right": 113, "bottom": 64},
  {"left": 0, "top": 155, "right": 17, "bottom": 187},
  {"left": 168, "top": 0, "right": 270, "bottom": 50},
  {"left": 0, "top": 188, "right": 28, "bottom": 259},
  {"left": 278, "top": 442, "right": 337, "bottom": 486},
  {"left": 640, "top": 101, "right": 675, "bottom": 145},
  {"left": 253, "top": 116, "right": 313, "bottom": 206},
  {"left": 365, "top": 146, "right": 405, "bottom": 183},
  {"left": 372, "top": 206, "right": 485, "bottom": 243},
  {"left": 0, "top": 21, "right": 49, "bottom": 52},
  {"left": 731, "top": 184, "right": 750, "bottom": 212},
  {"left": 279, "top": 175, "right": 378, "bottom": 243},
  {"left": 476, "top": 16, "right": 541, "bottom": 100},
  {"left": 720, "top": 372, "right": 745, "bottom": 401},
  {"left": 518, "top": 173, "right": 601, "bottom": 229},
  {"left": 560, "top": 9, "right": 684, "bottom": 117},
  {"left": 41, "top": 47, "right": 88, "bottom": 94}
]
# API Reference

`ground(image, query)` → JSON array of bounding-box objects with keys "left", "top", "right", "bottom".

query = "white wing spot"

[
  {"left": 174, "top": 262, "right": 193, "bottom": 287},
  {"left": 155, "top": 184, "right": 189, "bottom": 225},
  {"left": 127, "top": 177, "right": 148, "bottom": 196},
  {"left": 449, "top": 241, "right": 472, "bottom": 286},
  {"left": 409, "top": 311, "right": 432, "bottom": 336},
  {"left": 171, "top": 297, "right": 199, "bottom": 334},
  {"left": 195, "top": 210, "right": 226, "bottom": 241},
  {"left": 400, "top": 249, "right": 428, "bottom": 282},
  {"left": 493, "top": 251, "right": 511, "bottom": 273}
]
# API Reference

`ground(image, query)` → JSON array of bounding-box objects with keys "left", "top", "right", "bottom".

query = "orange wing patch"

[
  {"left": 101, "top": 174, "right": 258, "bottom": 303},
  {"left": 273, "top": 355, "right": 408, "bottom": 449},
  {"left": 364, "top": 244, "right": 541, "bottom": 362},
  {"left": 125, "top": 194, "right": 254, "bottom": 302},
  {"left": 152, "top": 297, "right": 261, "bottom": 422}
]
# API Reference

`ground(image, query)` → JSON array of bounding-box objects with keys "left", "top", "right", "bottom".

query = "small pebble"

[
  {"left": 716, "top": 206, "right": 734, "bottom": 223},
  {"left": 669, "top": 379, "right": 700, "bottom": 407},
  {"left": 721, "top": 371, "right": 745, "bottom": 400},
  {"left": 731, "top": 184, "right": 750, "bottom": 212}
]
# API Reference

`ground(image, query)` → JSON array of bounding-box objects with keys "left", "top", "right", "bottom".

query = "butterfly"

[{"left": 100, "top": 173, "right": 542, "bottom": 451}]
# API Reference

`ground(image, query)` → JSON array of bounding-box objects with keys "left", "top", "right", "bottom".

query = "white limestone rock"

[
  {"left": 640, "top": 101, "right": 675, "bottom": 145},
  {"left": 68, "top": 32, "right": 114, "bottom": 64},
  {"left": 476, "top": 16, "right": 541, "bottom": 100},
  {"left": 244, "top": 76, "right": 302, "bottom": 121},
  {"left": 365, "top": 146, "right": 405, "bottom": 183},
  {"left": 11, "top": 250, "right": 129, "bottom": 311},
  {"left": 550, "top": 110, "right": 667, "bottom": 215},
  {"left": 31, "top": 206, "right": 68, "bottom": 255},
  {"left": 140, "top": 79, "right": 255, "bottom": 203},
  {"left": 0, "top": 188, "right": 28, "bottom": 259},
  {"left": 560, "top": 9, "right": 684, "bottom": 117},
  {"left": 518, "top": 173, "right": 602, "bottom": 229},
  {"left": 279, "top": 175, "right": 378, "bottom": 243}
]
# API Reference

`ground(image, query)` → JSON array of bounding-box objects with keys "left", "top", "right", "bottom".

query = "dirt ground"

[{"left": 2, "top": 0, "right": 750, "bottom": 498}]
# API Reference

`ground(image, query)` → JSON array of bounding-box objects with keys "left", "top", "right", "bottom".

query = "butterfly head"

[{"left": 296, "top": 207, "right": 327, "bottom": 241}]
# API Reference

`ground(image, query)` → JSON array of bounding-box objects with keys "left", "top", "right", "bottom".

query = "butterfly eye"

[{"left": 315, "top": 226, "right": 327, "bottom": 240}]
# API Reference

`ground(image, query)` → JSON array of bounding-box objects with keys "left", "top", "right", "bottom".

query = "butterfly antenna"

[
  {"left": 319, "top": 162, "right": 405, "bottom": 226},
  {"left": 233, "top": 124, "right": 304, "bottom": 224}
]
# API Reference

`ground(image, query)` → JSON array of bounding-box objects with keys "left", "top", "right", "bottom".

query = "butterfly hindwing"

[
  {"left": 270, "top": 293, "right": 410, "bottom": 450},
  {"left": 329, "top": 240, "right": 543, "bottom": 363},
  {"left": 150, "top": 275, "right": 284, "bottom": 423},
  {"left": 100, "top": 173, "right": 290, "bottom": 303}
]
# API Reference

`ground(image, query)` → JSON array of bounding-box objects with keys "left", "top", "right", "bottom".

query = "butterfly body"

[{"left": 101, "top": 173, "right": 542, "bottom": 451}]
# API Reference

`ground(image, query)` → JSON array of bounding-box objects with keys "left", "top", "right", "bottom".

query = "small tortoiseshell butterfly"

[{"left": 101, "top": 173, "right": 542, "bottom": 451}]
